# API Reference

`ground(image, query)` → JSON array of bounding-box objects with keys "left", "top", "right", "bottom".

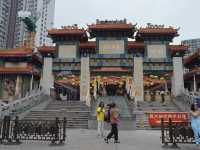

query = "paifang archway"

[{"left": 39, "top": 20, "right": 186, "bottom": 106}]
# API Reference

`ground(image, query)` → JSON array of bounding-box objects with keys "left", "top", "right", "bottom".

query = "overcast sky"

[{"left": 54, "top": 0, "right": 200, "bottom": 43}]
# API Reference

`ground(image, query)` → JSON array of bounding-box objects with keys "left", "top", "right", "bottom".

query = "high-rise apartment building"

[
  {"left": 18, "top": 0, "right": 55, "bottom": 47},
  {"left": 35, "top": 0, "right": 55, "bottom": 47},
  {"left": 7, "top": 0, "right": 25, "bottom": 48},
  {"left": 182, "top": 38, "right": 200, "bottom": 54},
  {"left": 0, "top": 0, "right": 55, "bottom": 48},
  {"left": 0, "top": 0, "right": 10, "bottom": 48}
]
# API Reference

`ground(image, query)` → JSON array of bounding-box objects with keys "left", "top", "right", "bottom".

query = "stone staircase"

[
  {"left": 134, "top": 100, "right": 181, "bottom": 129},
  {"left": 24, "top": 100, "right": 90, "bottom": 129}
]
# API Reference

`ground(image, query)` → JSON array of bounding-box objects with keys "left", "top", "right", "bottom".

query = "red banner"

[{"left": 147, "top": 112, "right": 189, "bottom": 127}]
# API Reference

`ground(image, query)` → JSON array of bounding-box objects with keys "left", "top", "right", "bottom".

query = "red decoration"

[{"left": 147, "top": 112, "right": 189, "bottom": 127}]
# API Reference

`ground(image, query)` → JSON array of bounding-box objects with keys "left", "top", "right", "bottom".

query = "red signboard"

[{"left": 147, "top": 112, "right": 189, "bottom": 127}]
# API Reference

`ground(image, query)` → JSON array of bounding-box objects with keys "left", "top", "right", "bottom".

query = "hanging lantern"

[
  {"left": 150, "top": 75, "right": 154, "bottom": 78},
  {"left": 160, "top": 77, "right": 165, "bottom": 80},
  {"left": 97, "top": 76, "right": 101, "bottom": 79},
  {"left": 154, "top": 76, "right": 158, "bottom": 79}
]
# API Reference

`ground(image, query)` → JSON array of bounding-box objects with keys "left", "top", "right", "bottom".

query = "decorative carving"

[
  {"left": 61, "top": 24, "right": 79, "bottom": 29},
  {"left": 96, "top": 19, "right": 127, "bottom": 24},
  {"left": 147, "top": 23, "right": 165, "bottom": 28},
  {"left": 3, "top": 77, "right": 16, "bottom": 97}
]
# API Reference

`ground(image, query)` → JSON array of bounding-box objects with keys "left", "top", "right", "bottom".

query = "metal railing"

[
  {"left": 161, "top": 118, "right": 194, "bottom": 148},
  {"left": 0, "top": 116, "right": 66, "bottom": 145}
]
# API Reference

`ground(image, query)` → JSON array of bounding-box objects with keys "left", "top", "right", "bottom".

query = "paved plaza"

[{"left": 0, "top": 129, "right": 196, "bottom": 150}]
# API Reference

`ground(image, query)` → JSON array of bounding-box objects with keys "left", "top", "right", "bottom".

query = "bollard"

[
  {"left": 13, "top": 116, "right": 21, "bottom": 145},
  {"left": 2, "top": 116, "right": 12, "bottom": 144},
  {"left": 169, "top": 118, "right": 178, "bottom": 148},
  {"left": 51, "top": 117, "right": 59, "bottom": 145},
  {"left": 63, "top": 117, "right": 66, "bottom": 141},
  {"left": 161, "top": 118, "right": 168, "bottom": 148},
  {"left": 59, "top": 117, "right": 66, "bottom": 145}
]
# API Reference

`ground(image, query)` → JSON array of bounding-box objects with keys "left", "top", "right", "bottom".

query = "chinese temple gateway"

[
  {"left": 38, "top": 19, "right": 187, "bottom": 105},
  {"left": 4, "top": 19, "right": 200, "bottom": 129}
]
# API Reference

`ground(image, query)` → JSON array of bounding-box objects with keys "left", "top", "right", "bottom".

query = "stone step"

[
  {"left": 48, "top": 102, "right": 86, "bottom": 105},
  {"left": 66, "top": 123, "right": 88, "bottom": 125},
  {"left": 46, "top": 108, "right": 89, "bottom": 111},
  {"left": 47, "top": 102, "right": 87, "bottom": 105},
  {"left": 47, "top": 105, "right": 88, "bottom": 107},
  {"left": 67, "top": 123, "right": 88, "bottom": 126},
  {"left": 23, "top": 117, "right": 88, "bottom": 121},
  {"left": 24, "top": 116, "right": 89, "bottom": 120},
  {"left": 137, "top": 109, "right": 178, "bottom": 112},
  {"left": 66, "top": 126, "right": 88, "bottom": 129},
  {"left": 47, "top": 106, "right": 87, "bottom": 108},
  {"left": 24, "top": 116, "right": 88, "bottom": 119},
  {"left": 29, "top": 110, "right": 89, "bottom": 113},
  {"left": 27, "top": 112, "right": 89, "bottom": 115},
  {"left": 24, "top": 99, "right": 90, "bottom": 129}
]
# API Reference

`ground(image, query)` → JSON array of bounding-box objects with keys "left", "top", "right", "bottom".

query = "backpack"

[{"left": 104, "top": 109, "right": 111, "bottom": 123}]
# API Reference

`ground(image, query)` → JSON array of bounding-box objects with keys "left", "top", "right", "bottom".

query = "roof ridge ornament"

[
  {"left": 147, "top": 23, "right": 165, "bottom": 28},
  {"left": 177, "top": 27, "right": 181, "bottom": 31},
  {"left": 95, "top": 19, "right": 127, "bottom": 24},
  {"left": 61, "top": 24, "right": 79, "bottom": 30}
]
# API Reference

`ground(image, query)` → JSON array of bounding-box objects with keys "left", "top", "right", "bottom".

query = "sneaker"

[
  {"left": 104, "top": 138, "right": 109, "bottom": 144},
  {"left": 114, "top": 140, "right": 120, "bottom": 144}
]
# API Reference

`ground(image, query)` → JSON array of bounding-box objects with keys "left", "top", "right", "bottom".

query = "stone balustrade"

[
  {"left": 144, "top": 91, "right": 172, "bottom": 102},
  {"left": 0, "top": 89, "right": 45, "bottom": 119}
]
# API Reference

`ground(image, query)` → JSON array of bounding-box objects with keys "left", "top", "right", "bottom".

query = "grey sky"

[{"left": 54, "top": 0, "right": 200, "bottom": 43}]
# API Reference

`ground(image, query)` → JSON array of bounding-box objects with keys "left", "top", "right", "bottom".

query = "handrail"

[
  {"left": 0, "top": 89, "right": 45, "bottom": 119},
  {"left": 172, "top": 90, "right": 196, "bottom": 112}
]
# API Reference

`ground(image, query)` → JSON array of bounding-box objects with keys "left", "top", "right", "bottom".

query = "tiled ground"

[{"left": 0, "top": 129, "right": 197, "bottom": 150}]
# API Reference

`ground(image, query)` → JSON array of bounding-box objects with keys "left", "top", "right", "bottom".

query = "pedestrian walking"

[
  {"left": 104, "top": 102, "right": 120, "bottom": 144},
  {"left": 96, "top": 101, "right": 105, "bottom": 137},
  {"left": 160, "top": 91, "right": 165, "bottom": 103},
  {"left": 190, "top": 103, "right": 200, "bottom": 149}
]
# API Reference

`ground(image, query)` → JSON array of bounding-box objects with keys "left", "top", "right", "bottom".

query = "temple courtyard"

[{"left": 0, "top": 129, "right": 196, "bottom": 150}]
